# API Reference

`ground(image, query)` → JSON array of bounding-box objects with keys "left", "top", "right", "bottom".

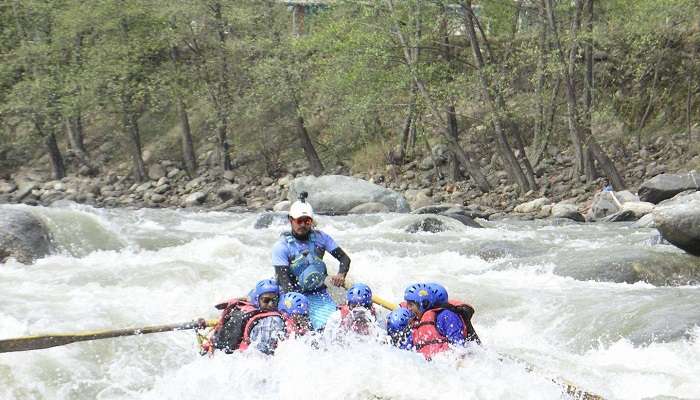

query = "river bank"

[{"left": 1, "top": 135, "right": 697, "bottom": 219}]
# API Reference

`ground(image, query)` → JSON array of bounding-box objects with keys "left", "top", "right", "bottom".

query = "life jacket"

[
  {"left": 338, "top": 304, "right": 377, "bottom": 335},
  {"left": 282, "top": 315, "right": 311, "bottom": 338},
  {"left": 412, "top": 300, "right": 479, "bottom": 360},
  {"left": 203, "top": 299, "right": 283, "bottom": 354},
  {"left": 282, "top": 231, "right": 328, "bottom": 292}
]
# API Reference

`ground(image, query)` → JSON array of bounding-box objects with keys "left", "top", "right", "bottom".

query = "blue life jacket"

[{"left": 282, "top": 231, "right": 328, "bottom": 293}]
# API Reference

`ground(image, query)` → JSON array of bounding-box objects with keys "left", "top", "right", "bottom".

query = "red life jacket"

[
  {"left": 338, "top": 304, "right": 376, "bottom": 335},
  {"left": 282, "top": 315, "right": 311, "bottom": 337},
  {"left": 206, "top": 299, "right": 283, "bottom": 353},
  {"left": 412, "top": 300, "right": 479, "bottom": 360}
]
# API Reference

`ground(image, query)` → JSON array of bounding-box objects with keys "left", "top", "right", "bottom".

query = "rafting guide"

[{"left": 271, "top": 191, "right": 352, "bottom": 331}]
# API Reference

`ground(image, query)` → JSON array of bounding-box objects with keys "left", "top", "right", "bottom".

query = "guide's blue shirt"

[{"left": 271, "top": 229, "right": 339, "bottom": 267}]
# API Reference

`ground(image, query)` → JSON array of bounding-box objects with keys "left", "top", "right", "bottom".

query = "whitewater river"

[{"left": 1, "top": 202, "right": 699, "bottom": 400}]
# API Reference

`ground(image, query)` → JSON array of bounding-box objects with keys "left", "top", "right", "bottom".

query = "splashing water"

[{"left": 1, "top": 203, "right": 699, "bottom": 400}]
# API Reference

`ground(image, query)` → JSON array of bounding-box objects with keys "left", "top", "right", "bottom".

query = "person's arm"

[
  {"left": 329, "top": 247, "right": 350, "bottom": 287},
  {"left": 272, "top": 240, "right": 295, "bottom": 292},
  {"left": 436, "top": 310, "right": 466, "bottom": 345},
  {"left": 330, "top": 247, "right": 351, "bottom": 275},
  {"left": 274, "top": 265, "right": 295, "bottom": 292}
]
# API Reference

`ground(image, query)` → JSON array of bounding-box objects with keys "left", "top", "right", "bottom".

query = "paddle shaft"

[{"left": 0, "top": 319, "right": 217, "bottom": 354}]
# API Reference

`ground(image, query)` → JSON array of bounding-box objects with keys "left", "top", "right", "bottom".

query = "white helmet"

[{"left": 289, "top": 200, "right": 314, "bottom": 219}]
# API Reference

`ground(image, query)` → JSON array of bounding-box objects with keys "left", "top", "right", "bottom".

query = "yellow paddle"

[
  {"left": 0, "top": 319, "right": 218, "bottom": 354},
  {"left": 345, "top": 282, "right": 605, "bottom": 400}
]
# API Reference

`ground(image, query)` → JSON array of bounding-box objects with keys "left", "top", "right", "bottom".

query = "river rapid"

[{"left": 1, "top": 202, "right": 699, "bottom": 400}]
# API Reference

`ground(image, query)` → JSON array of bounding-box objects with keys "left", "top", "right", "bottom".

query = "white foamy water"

[{"left": 1, "top": 203, "right": 700, "bottom": 400}]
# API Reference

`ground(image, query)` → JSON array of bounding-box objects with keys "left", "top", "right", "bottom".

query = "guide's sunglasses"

[
  {"left": 258, "top": 295, "right": 279, "bottom": 306},
  {"left": 291, "top": 217, "right": 313, "bottom": 225}
]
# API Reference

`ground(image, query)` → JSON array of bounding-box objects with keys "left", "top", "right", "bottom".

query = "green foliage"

[{"left": 0, "top": 0, "right": 698, "bottom": 176}]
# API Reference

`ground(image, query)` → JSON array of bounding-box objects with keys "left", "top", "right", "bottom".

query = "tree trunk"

[
  {"left": 398, "top": 104, "right": 412, "bottom": 164},
  {"left": 531, "top": 0, "right": 555, "bottom": 168},
  {"left": 213, "top": 2, "right": 232, "bottom": 171},
  {"left": 533, "top": 77, "right": 562, "bottom": 167},
  {"left": 121, "top": 96, "right": 146, "bottom": 182},
  {"left": 582, "top": 0, "right": 596, "bottom": 181},
  {"left": 294, "top": 111, "right": 324, "bottom": 176},
  {"left": 440, "top": 12, "right": 463, "bottom": 182},
  {"left": 292, "top": 4, "right": 305, "bottom": 36},
  {"left": 545, "top": 0, "right": 586, "bottom": 177},
  {"left": 387, "top": 0, "right": 490, "bottom": 191},
  {"left": 446, "top": 105, "right": 463, "bottom": 181},
  {"left": 169, "top": 37, "right": 197, "bottom": 177},
  {"left": 36, "top": 122, "right": 65, "bottom": 180},
  {"left": 461, "top": 1, "right": 531, "bottom": 192},
  {"left": 177, "top": 98, "right": 197, "bottom": 177},
  {"left": 65, "top": 115, "right": 89, "bottom": 165},
  {"left": 688, "top": 70, "right": 693, "bottom": 145}
]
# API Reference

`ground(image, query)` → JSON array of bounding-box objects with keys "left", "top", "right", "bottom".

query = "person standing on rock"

[{"left": 271, "top": 192, "right": 351, "bottom": 331}]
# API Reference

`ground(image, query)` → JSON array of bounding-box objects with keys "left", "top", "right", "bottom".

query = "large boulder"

[
  {"left": 405, "top": 216, "right": 449, "bottom": 233},
  {"left": 638, "top": 171, "right": 699, "bottom": 204},
  {"left": 0, "top": 208, "right": 53, "bottom": 264},
  {"left": 587, "top": 191, "right": 620, "bottom": 220},
  {"left": 550, "top": 203, "right": 585, "bottom": 222},
  {"left": 653, "top": 191, "right": 700, "bottom": 256},
  {"left": 254, "top": 212, "right": 288, "bottom": 229},
  {"left": 288, "top": 175, "right": 410, "bottom": 215},
  {"left": 441, "top": 212, "right": 483, "bottom": 228},
  {"left": 621, "top": 201, "right": 655, "bottom": 218},
  {"left": 348, "top": 202, "right": 390, "bottom": 214},
  {"left": 514, "top": 197, "right": 550, "bottom": 214},
  {"left": 553, "top": 250, "right": 700, "bottom": 286}
]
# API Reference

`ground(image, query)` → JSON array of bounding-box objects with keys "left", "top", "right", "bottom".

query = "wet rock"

[
  {"left": 348, "top": 202, "right": 390, "bottom": 214},
  {"left": 554, "top": 251, "right": 700, "bottom": 286},
  {"left": 150, "top": 194, "right": 166, "bottom": 203},
  {"left": 601, "top": 210, "right": 637, "bottom": 222},
  {"left": 638, "top": 171, "right": 699, "bottom": 204},
  {"left": 477, "top": 241, "right": 529, "bottom": 261},
  {"left": 632, "top": 213, "right": 656, "bottom": 229},
  {"left": 653, "top": 191, "right": 700, "bottom": 256},
  {"left": 13, "top": 181, "right": 38, "bottom": 202},
  {"left": 147, "top": 164, "right": 166, "bottom": 181},
  {"left": 222, "top": 170, "right": 236, "bottom": 182},
  {"left": 216, "top": 184, "right": 243, "bottom": 203},
  {"left": 405, "top": 216, "right": 449, "bottom": 233},
  {"left": 550, "top": 203, "right": 585, "bottom": 222},
  {"left": 254, "top": 212, "right": 288, "bottom": 229},
  {"left": 587, "top": 191, "right": 620, "bottom": 220},
  {"left": 411, "top": 205, "right": 453, "bottom": 215},
  {"left": 288, "top": 175, "right": 410, "bottom": 215},
  {"left": 441, "top": 212, "right": 482, "bottom": 228},
  {"left": 620, "top": 201, "right": 655, "bottom": 218},
  {"left": 514, "top": 197, "right": 550, "bottom": 213},
  {"left": 445, "top": 206, "right": 491, "bottom": 220},
  {"left": 647, "top": 230, "right": 669, "bottom": 245},
  {"left": 154, "top": 184, "right": 170, "bottom": 195},
  {"left": 273, "top": 200, "right": 290, "bottom": 212},
  {"left": 183, "top": 191, "right": 207, "bottom": 207},
  {"left": 0, "top": 208, "right": 53, "bottom": 264}
]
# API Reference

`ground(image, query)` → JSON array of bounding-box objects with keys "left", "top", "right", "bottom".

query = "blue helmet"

[
  {"left": 278, "top": 292, "right": 309, "bottom": 316},
  {"left": 426, "top": 282, "right": 448, "bottom": 307},
  {"left": 403, "top": 283, "right": 434, "bottom": 313},
  {"left": 346, "top": 283, "right": 373, "bottom": 307},
  {"left": 386, "top": 307, "right": 415, "bottom": 333},
  {"left": 249, "top": 279, "right": 280, "bottom": 307}
]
